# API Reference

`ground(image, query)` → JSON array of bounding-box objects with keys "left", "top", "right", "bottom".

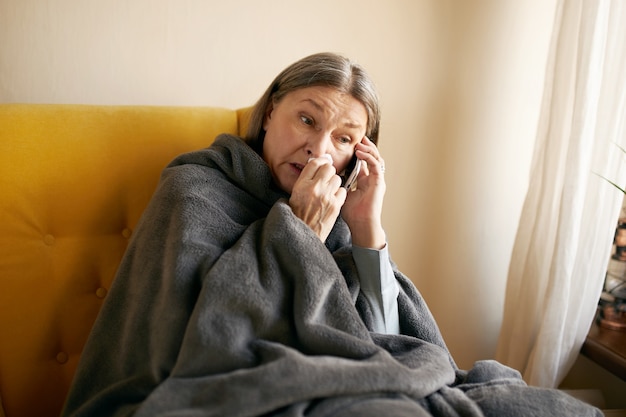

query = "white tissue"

[{"left": 307, "top": 154, "right": 333, "bottom": 164}]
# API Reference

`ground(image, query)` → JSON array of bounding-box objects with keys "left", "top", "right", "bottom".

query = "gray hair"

[{"left": 245, "top": 52, "right": 381, "bottom": 152}]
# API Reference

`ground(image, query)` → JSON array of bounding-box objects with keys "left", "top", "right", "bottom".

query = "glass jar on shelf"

[{"left": 599, "top": 219, "right": 626, "bottom": 331}]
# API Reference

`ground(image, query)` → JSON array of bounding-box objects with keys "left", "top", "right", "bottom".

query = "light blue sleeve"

[{"left": 352, "top": 244, "right": 400, "bottom": 334}]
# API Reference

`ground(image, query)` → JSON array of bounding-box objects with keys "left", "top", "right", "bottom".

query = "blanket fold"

[{"left": 62, "top": 135, "right": 601, "bottom": 417}]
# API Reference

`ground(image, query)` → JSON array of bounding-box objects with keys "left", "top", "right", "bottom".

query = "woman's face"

[{"left": 262, "top": 86, "right": 368, "bottom": 194}]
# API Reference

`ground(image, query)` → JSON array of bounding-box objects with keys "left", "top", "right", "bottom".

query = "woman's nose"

[{"left": 306, "top": 133, "right": 332, "bottom": 157}]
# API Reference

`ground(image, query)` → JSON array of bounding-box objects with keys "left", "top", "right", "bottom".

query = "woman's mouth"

[{"left": 291, "top": 163, "right": 305, "bottom": 174}]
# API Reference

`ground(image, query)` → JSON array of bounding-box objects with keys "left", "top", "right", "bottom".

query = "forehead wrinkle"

[{"left": 301, "top": 98, "right": 324, "bottom": 112}]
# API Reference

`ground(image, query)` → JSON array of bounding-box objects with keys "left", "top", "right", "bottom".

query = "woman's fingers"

[
  {"left": 289, "top": 156, "right": 346, "bottom": 242},
  {"left": 355, "top": 136, "right": 385, "bottom": 177}
]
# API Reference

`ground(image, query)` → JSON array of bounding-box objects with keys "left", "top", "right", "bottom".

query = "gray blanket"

[{"left": 62, "top": 135, "right": 600, "bottom": 417}]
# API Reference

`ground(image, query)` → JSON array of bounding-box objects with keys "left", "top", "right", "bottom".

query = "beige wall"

[{"left": 0, "top": 0, "right": 556, "bottom": 370}]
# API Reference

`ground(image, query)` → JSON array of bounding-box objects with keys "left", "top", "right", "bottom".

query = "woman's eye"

[
  {"left": 300, "top": 115, "right": 313, "bottom": 126},
  {"left": 338, "top": 136, "right": 352, "bottom": 144}
]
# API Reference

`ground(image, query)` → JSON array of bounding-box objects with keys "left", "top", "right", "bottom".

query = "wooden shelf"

[{"left": 581, "top": 318, "right": 626, "bottom": 381}]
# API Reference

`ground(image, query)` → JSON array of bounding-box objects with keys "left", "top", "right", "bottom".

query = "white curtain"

[{"left": 495, "top": 0, "right": 626, "bottom": 388}]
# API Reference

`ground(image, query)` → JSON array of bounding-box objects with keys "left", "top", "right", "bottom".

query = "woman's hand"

[
  {"left": 289, "top": 157, "right": 347, "bottom": 243},
  {"left": 341, "top": 137, "right": 387, "bottom": 249}
]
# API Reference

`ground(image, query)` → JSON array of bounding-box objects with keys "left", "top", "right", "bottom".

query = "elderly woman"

[{"left": 62, "top": 53, "right": 600, "bottom": 417}]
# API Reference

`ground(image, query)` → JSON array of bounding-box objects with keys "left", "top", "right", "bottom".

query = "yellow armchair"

[{"left": 0, "top": 104, "right": 251, "bottom": 417}]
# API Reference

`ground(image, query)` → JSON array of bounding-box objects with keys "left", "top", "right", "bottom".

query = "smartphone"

[{"left": 341, "top": 155, "right": 361, "bottom": 189}]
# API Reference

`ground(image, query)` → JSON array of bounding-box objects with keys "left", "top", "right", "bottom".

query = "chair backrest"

[{"left": 0, "top": 104, "right": 249, "bottom": 417}]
